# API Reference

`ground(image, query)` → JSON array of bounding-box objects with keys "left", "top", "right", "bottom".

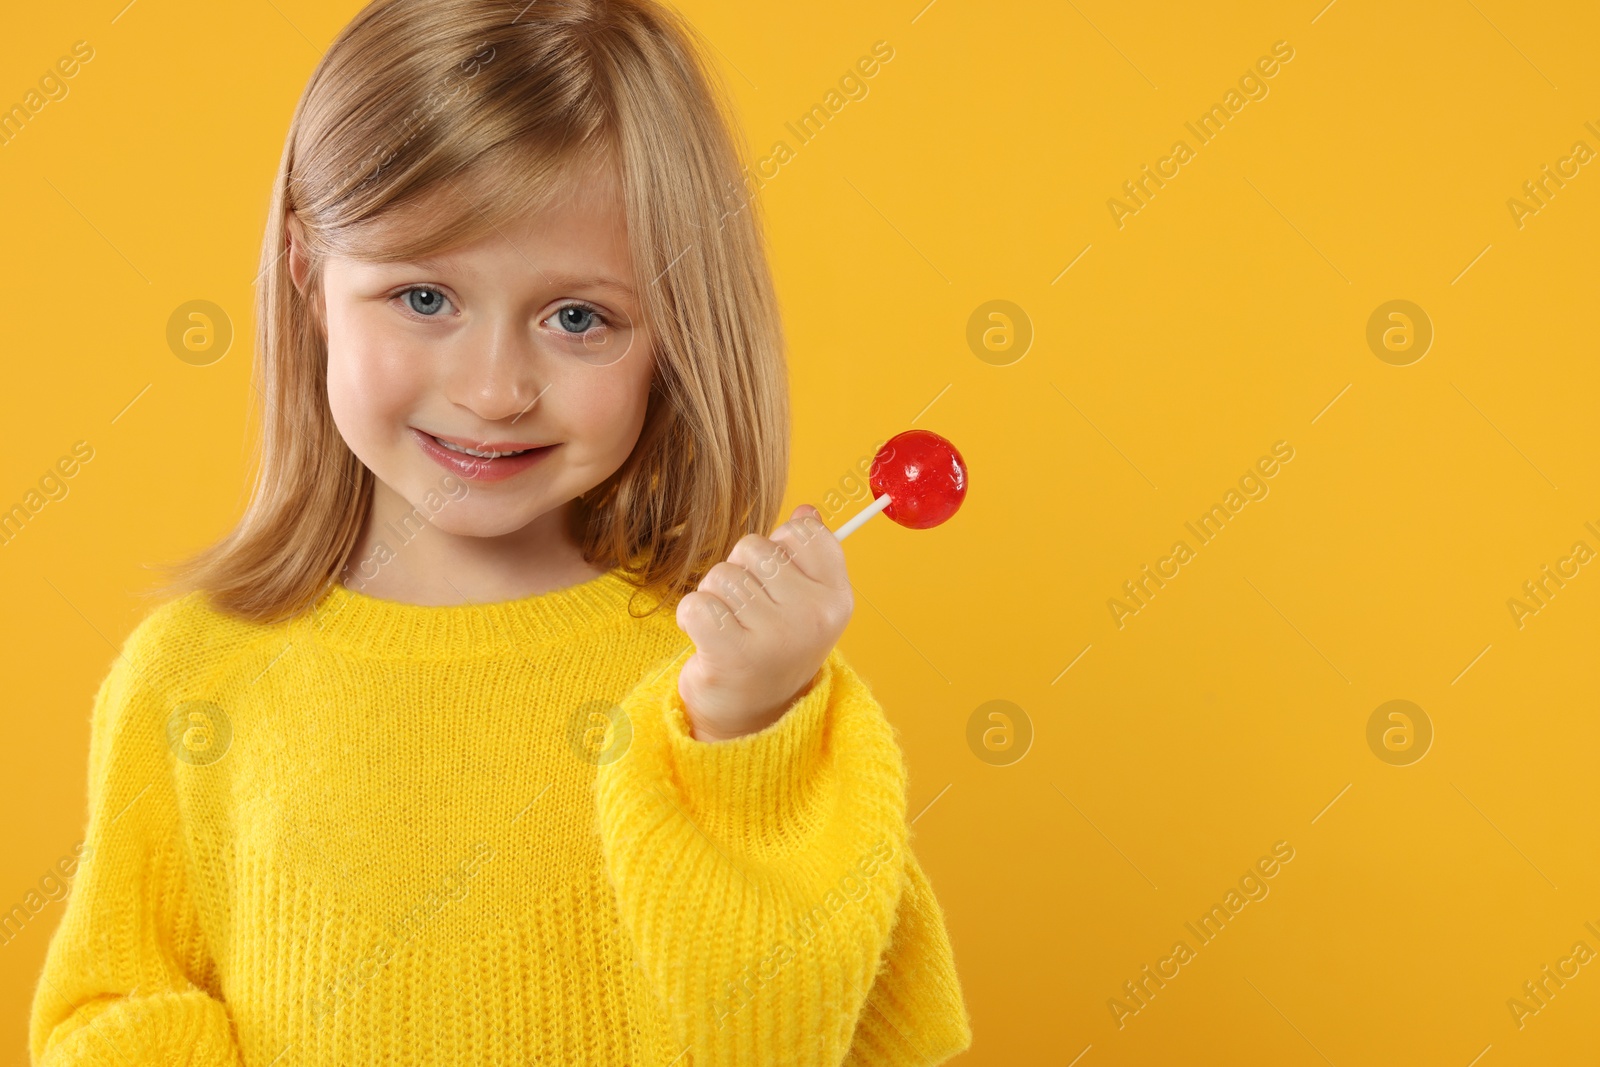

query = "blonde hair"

[{"left": 146, "top": 0, "right": 789, "bottom": 624}]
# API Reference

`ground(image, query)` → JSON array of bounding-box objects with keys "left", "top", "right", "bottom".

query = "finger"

[
  {"left": 701, "top": 559, "right": 780, "bottom": 621},
  {"left": 676, "top": 588, "right": 751, "bottom": 647},
  {"left": 726, "top": 534, "right": 799, "bottom": 604},
  {"left": 769, "top": 505, "right": 847, "bottom": 590}
]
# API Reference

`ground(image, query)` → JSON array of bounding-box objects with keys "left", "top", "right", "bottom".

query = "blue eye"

[
  {"left": 398, "top": 287, "right": 452, "bottom": 316},
  {"left": 554, "top": 304, "right": 606, "bottom": 334}
]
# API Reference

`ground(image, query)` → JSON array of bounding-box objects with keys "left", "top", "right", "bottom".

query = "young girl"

[{"left": 28, "top": 0, "right": 970, "bottom": 1063}]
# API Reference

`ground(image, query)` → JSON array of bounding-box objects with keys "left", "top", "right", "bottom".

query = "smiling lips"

[
  {"left": 412, "top": 427, "right": 555, "bottom": 482},
  {"left": 426, "top": 429, "right": 548, "bottom": 456}
]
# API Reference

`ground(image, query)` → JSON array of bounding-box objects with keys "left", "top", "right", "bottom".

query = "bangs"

[{"left": 325, "top": 136, "right": 619, "bottom": 265}]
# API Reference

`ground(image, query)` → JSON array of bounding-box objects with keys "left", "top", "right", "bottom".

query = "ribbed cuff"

[
  {"left": 660, "top": 648, "right": 840, "bottom": 853},
  {"left": 36, "top": 989, "right": 243, "bottom": 1067},
  {"left": 843, "top": 858, "right": 973, "bottom": 1066}
]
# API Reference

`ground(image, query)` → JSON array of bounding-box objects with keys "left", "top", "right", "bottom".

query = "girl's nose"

[{"left": 453, "top": 322, "right": 548, "bottom": 423}]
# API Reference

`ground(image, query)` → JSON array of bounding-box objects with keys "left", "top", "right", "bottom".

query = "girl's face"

[{"left": 292, "top": 159, "right": 655, "bottom": 543}]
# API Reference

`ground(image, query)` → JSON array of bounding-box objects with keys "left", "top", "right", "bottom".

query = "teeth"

[{"left": 432, "top": 436, "right": 530, "bottom": 459}]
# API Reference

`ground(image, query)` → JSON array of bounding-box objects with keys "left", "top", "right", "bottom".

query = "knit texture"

[{"left": 29, "top": 566, "right": 971, "bottom": 1066}]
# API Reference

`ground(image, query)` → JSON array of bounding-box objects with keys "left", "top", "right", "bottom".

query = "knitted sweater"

[{"left": 28, "top": 566, "right": 971, "bottom": 1066}]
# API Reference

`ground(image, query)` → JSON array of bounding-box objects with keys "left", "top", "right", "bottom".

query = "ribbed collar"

[{"left": 304, "top": 566, "right": 663, "bottom": 658}]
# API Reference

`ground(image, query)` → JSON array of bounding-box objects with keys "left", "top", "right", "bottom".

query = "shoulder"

[
  {"left": 100, "top": 589, "right": 292, "bottom": 714},
  {"left": 80, "top": 590, "right": 290, "bottom": 786}
]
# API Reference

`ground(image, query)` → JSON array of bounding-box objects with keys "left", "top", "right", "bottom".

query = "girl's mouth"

[{"left": 411, "top": 428, "right": 556, "bottom": 483}]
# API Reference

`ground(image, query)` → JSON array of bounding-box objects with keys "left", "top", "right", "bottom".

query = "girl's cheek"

[
  {"left": 588, "top": 379, "right": 652, "bottom": 456},
  {"left": 347, "top": 340, "right": 416, "bottom": 402},
  {"left": 326, "top": 319, "right": 425, "bottom": 443}
]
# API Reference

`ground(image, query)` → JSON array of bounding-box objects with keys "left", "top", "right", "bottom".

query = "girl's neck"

[{"left": 340, "top": 487, "right": 606, "bottom": 607}]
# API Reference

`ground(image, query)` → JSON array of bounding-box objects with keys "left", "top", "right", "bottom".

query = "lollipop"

[{"left": 833, "top": 429, "right": 968, "bottom": 541}]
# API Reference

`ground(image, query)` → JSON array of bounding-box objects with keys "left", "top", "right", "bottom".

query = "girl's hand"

[{"left": 675, "top": 505, "right": 853, "bottom": 741}]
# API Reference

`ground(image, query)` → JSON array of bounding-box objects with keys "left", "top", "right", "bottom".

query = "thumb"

[{"left": 781, "top": 504, "right": 823, "bottom": 534}]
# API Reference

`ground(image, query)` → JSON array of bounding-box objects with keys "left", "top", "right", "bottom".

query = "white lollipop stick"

[{"left": 833, "top": 493, "right": 891, "bottom": 541}]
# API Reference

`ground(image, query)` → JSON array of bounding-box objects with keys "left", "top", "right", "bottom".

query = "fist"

[{"left": 675, "top": 505, "right": 854, "bottom": 741}]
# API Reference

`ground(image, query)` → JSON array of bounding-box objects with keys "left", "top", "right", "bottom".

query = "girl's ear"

[
  {"left": 284, "top": 210, "right": 327, "bottom": 341},
  {"left": 285, "top": 210, "right": 311, "bottom": 296}
]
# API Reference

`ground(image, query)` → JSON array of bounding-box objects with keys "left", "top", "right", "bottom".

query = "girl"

[{"left": 28, "top": 0, "right": 970, "bottom": 1063}]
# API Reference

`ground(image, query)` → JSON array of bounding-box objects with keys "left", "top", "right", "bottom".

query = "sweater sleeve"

[
  {"left": 594, "top": 644, "right": 971, "bottom": 1066},
  {"left": 28, "top": 624, "right": 245, "bottom": 1067},
  {"left": 841, "top": 849, "right": 971, "bottom": 1065}
]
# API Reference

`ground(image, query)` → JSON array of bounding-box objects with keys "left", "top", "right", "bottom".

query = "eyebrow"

[
  {"left": 402, "top": 257, "right": 637, "bottom": 301},
  {"left": 538, "top": 271, "right": 638, "bottom": 300}
]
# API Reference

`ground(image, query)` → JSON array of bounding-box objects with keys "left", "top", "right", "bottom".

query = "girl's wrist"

[{"left": 686, "top": 668, "right": 822, "bottom": 743}]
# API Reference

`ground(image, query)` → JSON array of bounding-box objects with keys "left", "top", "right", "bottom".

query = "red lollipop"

[{"left": 833, "top": 429, "right": 968, "bottom": 541}]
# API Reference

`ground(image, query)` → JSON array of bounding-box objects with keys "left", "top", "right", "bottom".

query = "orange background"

[{"left": 4, "top": 1, "right": 1599, "bottom": 1063}]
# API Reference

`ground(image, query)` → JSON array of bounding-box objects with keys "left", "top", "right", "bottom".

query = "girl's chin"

[
  {"left": 408, "top": 501, "right": 555, "bottom": 538},
  {"left": 363, "top": 472, "right": 553, "bottom": 535}
]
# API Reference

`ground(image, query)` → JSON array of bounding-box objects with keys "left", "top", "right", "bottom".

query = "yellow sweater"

[{"left": 29, "top": 566, "right": 971, "bottom": 1066}]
